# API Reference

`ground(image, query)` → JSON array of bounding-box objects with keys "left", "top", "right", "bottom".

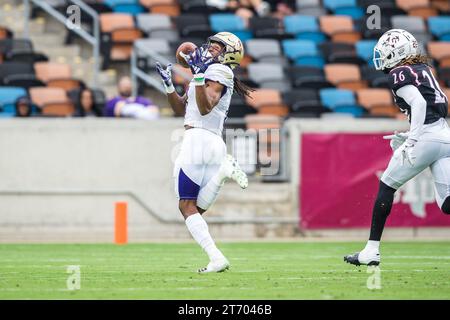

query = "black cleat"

[{"left": 344, "top": 252, "right": 380, "bottom": 266}]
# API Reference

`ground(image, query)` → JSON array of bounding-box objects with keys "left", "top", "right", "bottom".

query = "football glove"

[
  {"left": 155, "top": 62, "right": 174, "bottom": 93},
  {"left": 186, "top": 47, "right": 214, "bottom": 75},
  {"left": 383, "top": 131, "right": 409, "bottom": 151}
]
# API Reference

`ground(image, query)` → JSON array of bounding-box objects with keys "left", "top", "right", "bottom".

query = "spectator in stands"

[
  {"left": 207, "top": 0, "right": 271, "bottom": 26},
  {"left": 74, "top": 88, "right": 103, "bottom": 117},
  {"left": 105, "top": 76, "right": 160, "bottom": 120},
  {"left": 270, "top": 1, "right": 294, "bottom": 20},
  {"left": 15, "top": 96, "right": 32, "bottom": 117}
]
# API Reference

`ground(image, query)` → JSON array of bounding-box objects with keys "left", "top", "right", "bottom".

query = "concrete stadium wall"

[
  {"left": 0, "top": 119, "right": 295, "bottom": 242},
  {"left": 1, "top": 118, "right": 448, "bottom": 243}
]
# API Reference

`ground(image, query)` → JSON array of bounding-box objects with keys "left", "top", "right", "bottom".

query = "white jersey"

[{"left": 184, "top": 63, "right": 234, "bottom": 135}]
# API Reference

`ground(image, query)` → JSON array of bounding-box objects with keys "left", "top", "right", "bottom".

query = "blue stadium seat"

[
  {"left": 0, "top": 87, "right": 27, "bottom": 117},
  {"left": 355, "top": 40, "right": 377, "bottom": 63},
  {"left": 283, "top": 15, "right": 326, "bottom": 44},
  {"left": 209, "top": 14, "right": 253, "bottom": 41},
  {"left": 282, "top": 39, "right": 325, "bottom": 67},
  {"left": 320, "top": 87, "right": 366, "bottom": 116},
  {"left": 333, "top": 105, "right": 365, "bottom": 117},
  {"left": 104, "top": 0, "right": 144, "bottom": 15},
  {"left": 323, "top": 0, "right": 364, "bottom": 19},
  {"left": 428, "top": 16, "right": 450, "bottom": 41}
]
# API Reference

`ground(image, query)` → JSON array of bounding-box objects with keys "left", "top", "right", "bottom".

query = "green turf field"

[{"left": 0, "top": 242, "right": 449, "bottom": 299}]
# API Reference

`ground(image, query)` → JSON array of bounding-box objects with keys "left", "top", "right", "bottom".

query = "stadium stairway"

[{"left": 1, "top": 0, "right": 118, "bottom": 96}]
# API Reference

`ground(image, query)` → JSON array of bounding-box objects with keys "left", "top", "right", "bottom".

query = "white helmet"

[
  {"left": 207, "top": 32, "right": 244, "bottom": 69},
  {"left": 373, "top": 29, "right": 419, "bottom": 71}
]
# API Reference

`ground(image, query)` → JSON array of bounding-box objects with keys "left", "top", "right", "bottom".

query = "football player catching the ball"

[
  {"left": 156, "top": 32, "right": 253, "bottom": 273},
  {"left": 344, "top": 29, "right": 450, "bottom": 266}
]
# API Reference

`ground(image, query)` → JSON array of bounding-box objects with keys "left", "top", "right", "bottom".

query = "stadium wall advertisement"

[{"left": 300, "top": 133, "right": 450, "bottom": 229}]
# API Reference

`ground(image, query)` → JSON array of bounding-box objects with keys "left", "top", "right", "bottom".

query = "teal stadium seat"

[
  {"left": 104, "top": 0, "right": 145, "bottom": 15},
  {"left": 0, "top": 87, "right": 27, "bottom": 117},
  {"left": 283, "top": 15, "right": 326, "bottom": 44},
  {"left": 323, "top": 0, "right": 364, "bottom": 19},
  {"left": 282, "top": 39, "right": 325, "bottom": 68},
  {"left": 319, "top": 88, "right": 365, "bottom": 117},
  {"left": 209, "top": 14, "right": 253, "bottom": 41},
  {"left": 355, "top": 40, "right": 377, "bottom": 65},
  {"left": 428, "top": 16, "right": 450, "bottom": 41}
]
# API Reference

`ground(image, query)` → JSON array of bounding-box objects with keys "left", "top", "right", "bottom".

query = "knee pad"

[{"left": 441, "top": 197, "right": 450, "bottom": 215}]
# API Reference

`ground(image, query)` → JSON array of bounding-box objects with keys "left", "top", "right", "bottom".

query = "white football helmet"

[
  {"left": 206, "top": 32, "right": 244, "bottom": 69},
  {"left": 373, "top": 29, "right": 419, "bottom": 71}
]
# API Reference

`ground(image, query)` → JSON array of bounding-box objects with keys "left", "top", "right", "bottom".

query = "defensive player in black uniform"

[{"left": 344, "top": 29, "right": 450, "bottom": 266}]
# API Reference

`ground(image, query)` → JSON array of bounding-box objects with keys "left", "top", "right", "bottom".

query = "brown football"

[{"left": 176, "top": 42, "right": 197, "bottom": 68}]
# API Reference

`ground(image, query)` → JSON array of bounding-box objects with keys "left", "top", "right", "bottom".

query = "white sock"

[
  {"left": 185, "top": 213, "right": 224, "bottom": 261},
  {"left": 197, "top": 173, "right": 224, "bottom": 211},
  {"left": 365, "top": 240, "right": 380, "bottom": 251}
]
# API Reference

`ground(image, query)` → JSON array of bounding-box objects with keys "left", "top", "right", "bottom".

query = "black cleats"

[{"left": 344, "top": 252, "right": 380, "bottom": 266}]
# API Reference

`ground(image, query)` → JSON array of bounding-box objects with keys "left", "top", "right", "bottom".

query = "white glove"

[
  {"left": 383, "top": 131, "right": 409, "bottom": 151},
  {"left": 394, "top": 139, "right": 417, "bottom": 166}
]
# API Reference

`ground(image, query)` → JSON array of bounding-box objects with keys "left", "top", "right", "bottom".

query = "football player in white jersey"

[
  {"left": 156, "top": 32, "right": 253, "bottom": 273},
  {"left": 345, "top": 29, "right": 450, "bottom": 266}
]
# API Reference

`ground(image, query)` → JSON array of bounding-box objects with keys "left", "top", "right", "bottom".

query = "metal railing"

[{"left": 23, "top": 0, "right": 100, "bottom": 86}]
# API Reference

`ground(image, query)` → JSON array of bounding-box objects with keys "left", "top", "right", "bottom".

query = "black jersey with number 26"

[{"left": 389, "top": 63, "right": 448, "bottom": 124}]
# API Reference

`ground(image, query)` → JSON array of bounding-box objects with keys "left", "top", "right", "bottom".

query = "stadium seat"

[
  {"left": 5, "top": 51, "right": 48, "bottom": 64},
  {"left": 283, "top": 15, "right": 326, "bottom": 44},
  {"left": 391, "top": 16, "right": 427, "bottom": 34},
  {"left": 247, "top": 63, "right": 291, "bottom": 92},
  {"left": 175, "top": 13, "right": 211, "bottom": 38},
  {"left": 227, "top": 94, "right": 257, "bottom": 118},
  {"left": 0, "top": 87, "right": 27, "bottom": 114},
  {"left": 137, "top": 13, "right": 172, "bottom": 35},
  {"left": 361, "top": 65, "right": 390, "bottom": 88},
  {"left": 282, "top": 39, "right": 324, "bottom": 67},
  {"left": 396, "top": 0, "right": 438, "bottom": 18},
  {"left": 319, "top": 88, "right": 365, "bottom": 117},
  {"left": 29, "top": 87, "right": 75, "bottom": 116},
  {"left": 319, "top": 16, "right": 361, "bottom": 44},
  {"left": 297, "top": 7, "right": 328, "bottom": 17},
  {"left": 100, "top": 13, "right": 143, "bottom": 68},
  {"left": 440, "top": 67, "right": 450, "bottom": 86},
  {"left": 178, "top": 0, "right": 221, "bottom": 14},
  {"left": 323, "top": 0, "right": 364, "bottom": 19},
  {"left": 319, "top": 42, "right": 365, "bottom": 65},
  {"left": 136, "top": 13, "right": 178, "bottom": 41},
  {"left": 431, "top": 0, "right": 450, "bottom": 13},
  {"left": 34, "top": 62, "right": 72, "bottom": 83},
  {"left": 0, "top": 39, "right": 33, "bottom": 54},
  {"left": 283, "top": 88, "right": 331, "bottom": 117},
  {"left": 245, "top": 89, "right": 281, "bottom": 108},
  {"left": 287, "top": 65, "right": 334, "bottom": 89},
  {"left": 428, "top": 16, "right": 450, "bottom": 41},
  {"left": 209, "top": 14, "right": 253, "bottom": 41},
  {"left": 428, "top": 42, "right": 450, "bottom": 67},
  {"left": 245, "top": 40, "right": 287, "bottom": 66},
  {"left": 355, "top": 40, "right": 377, "bottom": 64},
  {"left": 140, "top": 0, "right": 180, "bottom": 16},
  {"left": 356, "top": 88, "right": 399, "bottom": 117},
  {"left": 249, "top": 17, "right": 283, "bottom": 39},
  {"left": 0, "top": 62, "right": 35, "bottom": 85},
  {"left": 324, "top": 64, "right": 367, "bottom": 90},
  {"left": 105, "top": 0, "right": 145, "bottom": 15},
  {"left": 245, "top": 114, "right": 282, "bottom": 130},
  {"left": 3, "top": 74, "right": 45, "bottom": 90}
]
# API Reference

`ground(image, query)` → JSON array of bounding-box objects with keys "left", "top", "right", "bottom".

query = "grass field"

[{"left": 0, "top": 242, "right": 449, "bottom": 300}]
